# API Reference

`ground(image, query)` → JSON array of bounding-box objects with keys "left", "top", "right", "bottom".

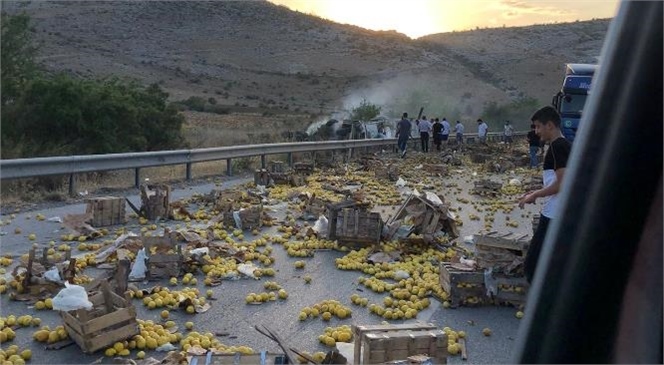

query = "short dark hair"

[
  {"left": 530, "top": 123, "right": 536, "bottom": 129},
  {"left": 477, "top": 118, "right": 483, "bottom": 122},
  {"left": 531, "top": 106, "right": 561, "bottom": 127},
  {"left": 402, "top": 112, "right": 408, "bottom": 118}
]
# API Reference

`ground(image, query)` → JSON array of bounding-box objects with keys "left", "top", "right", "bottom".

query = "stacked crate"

[{"left": 352, "top": 323, "right": 447, "bottom": 365}]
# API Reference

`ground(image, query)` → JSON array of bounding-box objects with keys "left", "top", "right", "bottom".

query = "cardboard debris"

[
  {"left": 385, "top": 192, "right": 458, "bottom": 243},
  {"left": 62, "top": 213, "right": 101, "bottom": 238}
]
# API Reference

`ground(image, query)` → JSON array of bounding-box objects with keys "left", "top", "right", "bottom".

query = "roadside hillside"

[{"left": 2, "top": 1, "right": 610, "bottom": 141}]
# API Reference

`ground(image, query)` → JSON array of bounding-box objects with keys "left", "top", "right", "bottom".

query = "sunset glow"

[{"left": 268, "top": 0, "right": 619, "bottom": 38}]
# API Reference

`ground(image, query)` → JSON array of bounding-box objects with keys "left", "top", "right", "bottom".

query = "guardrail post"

[
  {"left": 287, "top": 152, "right": 293, "bottom": 167},
  {"left": 261, "top": 155, "right": 266, "bottom": 169},
  {"left": 134, "top": 168, "right": 140, "bottom": 188},
  {"left": 186, "top": 163, "right": 192, "bottom": 181},
  {"left": 226, "top": 159, "right": 232, "bottom": 176},
  {"left": 68, "top": 174, "right": 76, "bottom": 197}
]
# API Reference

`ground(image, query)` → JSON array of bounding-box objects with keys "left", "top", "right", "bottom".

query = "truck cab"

[{"left": 552, "top": 63, "right": 597, "bottom": 142}]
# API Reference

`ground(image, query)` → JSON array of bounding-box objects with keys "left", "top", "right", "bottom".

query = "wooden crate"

[
  {"left": 254, "top": 169, "right": 270, "bottom": 186},
  {"left": 269, "top": 161, "right": 285, "bottom": 174},
  {"left": 330, "top": 207, "right": 382, "bottom": 245},
  {"left": 292, "top": 161, "right": 313, "bottom": 174},
  {"left": 492, "top": 275, "right": 529, "bottom": 307},
  {"left": 140, "top": 184, "right": 170, "bottom": 220},
  {"left": 86, "top": 196, "right": 126, "bottom": 227},
  {"left": 187, "top": 352, "right": 289, "bottom": 365},
  {"left": 61, "top": 282, "right": 139, "bottom": 354},
  {"left": 144, "top": 234, "right": 183, "bottom": 280},
  {"left": 353, "top": 323, "right": 438, "bottom": 365},
  {"left": 439, "top": 262, "right": 486, "bottom": 307},
  {"left": 363, "top": 330, "right": 448, "bottom": 364},
  {"left": 237, "top": 205, "right": 263, "bottom": 231},
  {"left": 474, "top": 232, "right": 529, "bottom": 275},
  {"left": 21, "top": 248, "right": 76, "bottom": 295}
]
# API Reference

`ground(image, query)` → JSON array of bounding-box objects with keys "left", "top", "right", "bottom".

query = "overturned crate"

[
  {"left": 140, "top": 184, "right": 171, "bottom": 220},
  {"left": 327, "top": 201, "right": 382, "bottom": 247},
  {"left": 254, "top": 169, "right": 271, "bottom": 186},
  {"left": 61, "top": 281, "right": 139, "bottom": 354},
  {"left": 471, "top": 179, "right": 502, "bottom": 197},
  {"left": 492, "top": 274, "right": 529, "bottom": 308},
  {"left": 439, "top": 262, "right": 487, "bottom": 307},
  {"left": 144, "top": 234, "right": 183, "bottom": 280},
  {"left": 236, "top": 205, "right": 263, "bottom": 231},
  {"left": 292, "top": 161, "right": 314, "bottom": 175},
  {"left": 85, "top": 196, "right": 126, "bottom": 227},
  {"left": 353, "top": 323, "right": 447, "bottom": 365}
]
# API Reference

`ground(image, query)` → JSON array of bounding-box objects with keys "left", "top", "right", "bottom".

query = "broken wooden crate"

[
  {"left": 85, "top": 196, "right": 126, "bottom": 227},
  {"left": 20, "top": 248, "right": 76, "bottom": 295},
  {"left": 140, "top": 184, "right": 171, "bottom": 220},
  {"left": 474, "top": 232, "right": 529, "bottom": 275},
  {"left": 61, "top": 281, "right": 139, "bottom": 354},
  {"left": 143, "top": 234, "right": 183, "bottom": 280},
  {"left": 236, "top": 205, "right": 263, "bottom": 231},
  {"left": 439, "top": 262, "right": 487, "bottom": 307},
  {"left": 471, "top": 179, "right": 503, "bottom": 197},
  {"left": 385, "top": 193, "right": 459, "bottom": 242},
  {"left": 327, "top": 201, "right": 382, "bottom": 246},
  {"left": 352, "top": 323, "right": 447, "bottom": 365},
  {"left": 292, "top": 161, "right": 314, "bottom": 174}
]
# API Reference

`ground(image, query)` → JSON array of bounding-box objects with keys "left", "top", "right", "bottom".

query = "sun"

[{"left": 270, "top": 0, "right": 448, "bottom": 38}]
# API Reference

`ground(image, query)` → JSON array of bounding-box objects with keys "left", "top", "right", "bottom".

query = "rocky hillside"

[{"left": 2, "top": 1, "right": 610, "bottom": 125}]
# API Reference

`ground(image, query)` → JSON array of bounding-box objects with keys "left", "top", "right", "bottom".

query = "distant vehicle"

[
  {"left": 306, "top": 117, "right": 393, "bottom": 141},
  {"left": 552, "top": 63, "right": 597, "bottom": 142}
]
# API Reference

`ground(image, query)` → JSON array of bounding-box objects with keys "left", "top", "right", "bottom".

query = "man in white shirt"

[
  {"left": 477, "top": 119, "right": 488, "bottom": 145},
  {"left": 455, "top": 120, "right": 465, "bottom": 145},
  {"left": 418, "top": 116, "right": 432, "bottom": 153},
  {"left": 503, "top": 120, "right": 514, "bottom": 145},
  {"left": 441, "top": 118, "right": 451, "bottom": 145}
]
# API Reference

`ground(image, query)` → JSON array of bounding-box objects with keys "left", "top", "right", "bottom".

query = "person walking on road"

[
  {"left": 477, "top": 119, "right": 488, "bottom": 145},
  {"left": 395, "top": 112, "right": 412, "bottom": 158},
  {"left": 527, "top": 123, "right": 541, "bottom": 168},
  {"left": 518, "top": 106, "right": 572, "bottom": 283},
  {"left": 455, "top": 120, "right": 464, "bottom": 145},
  {"left": 418, "top": 116, "right": 432, "bottom": 153},
  {"left": 432, "top": 118, "right": 443, "bottom": 151},
  {"left": 503, "top": 120, "right": 515, "bottom": 149},
  {"left": 441, "top": 118, "right": 451, "bottom": 146}
]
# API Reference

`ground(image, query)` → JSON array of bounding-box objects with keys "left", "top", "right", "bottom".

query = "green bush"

[{"left": 0, "top": 12, "right": 185, "bottom": 158}]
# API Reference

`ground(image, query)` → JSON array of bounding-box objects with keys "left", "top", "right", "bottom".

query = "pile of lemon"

[
  {"left": 32, "top": 325, "right": 68, "bottom": 344},
  {"left": 0, "top": 345, "right": 32, "bottom": 364},
  {"left": 319, "top": 325, "right": 353, "bottom": 347},
  {"left": 180, "top": 331, "right": 254, "bottom": 355},
  {"left": 298, "top": 300, "right": 351, "bottom": 322},
  {"left": 33, "top": 298, "right": 53, "bottom": 310},
  {"left": 137, "top": 287, "right": 205, "bottom": 314}
]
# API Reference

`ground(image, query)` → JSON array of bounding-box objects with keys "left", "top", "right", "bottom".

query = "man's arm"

[{"left": 518, "top": 168, "right": 566, "bottom": 208}]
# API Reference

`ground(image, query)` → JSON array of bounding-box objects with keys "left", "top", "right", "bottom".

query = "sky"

[{"left": 267, "top": 0, "right": 619, "bottom": 38}]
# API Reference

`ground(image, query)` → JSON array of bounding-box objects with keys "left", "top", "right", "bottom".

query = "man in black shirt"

[
  {"left": 518, "top": 106, "right": 572, "bottom": 283},
  {"left": 432, "top": 118, "right": 443, "bottom": 151},
  {"left": 527, "top": 123, "right": 541, "bottom": 168}
]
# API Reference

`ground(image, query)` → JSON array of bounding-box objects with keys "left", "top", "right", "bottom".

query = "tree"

[
  {"left": 350, "top": 99, "right": 381, "bottom": 121},
  {"left": 1, "top": 12, "right": 38, "bottom": 107}
]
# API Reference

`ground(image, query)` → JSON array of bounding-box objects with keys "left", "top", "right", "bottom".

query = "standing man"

[
  {"left": 418, "top": 116, "right": 432, "bottom": 153},
  {"left": 432, "top": 118, "right": 443, "bottom": 151},
  {"left": 455, "top": 120, "right": 464, "bottom": 145},
  {"left": 527, "top": 123, "right": 541, "bottom": 168},
  {"left": 504, "top": 120, "right": 514, "bottom": 149},
  {"left": 395, "top": 112, "right": 411, "bottom": 158},
  {"left": 441, "top": 118, "right": 451, "bottom": 146},
  {"left": 518, "top": 106, "right": 572, "bottom": 283},
  {"left": 477, "top": 119, "right": 488, "bottom": 145}
]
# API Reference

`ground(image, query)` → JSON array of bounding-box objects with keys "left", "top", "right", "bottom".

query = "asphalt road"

[{"left": 0, "top": 155, "right": 541, "bottom": 364}]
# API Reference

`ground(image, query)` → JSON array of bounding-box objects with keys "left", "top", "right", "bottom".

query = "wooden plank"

[
  {"left": 459, "top": 338, "right": 468, "bottom": 361},
  {"left": 85, "top": 322, "right": 139, "bottom": 353},
  {"left": 82, "top": 306, "right": 135, "bottom": 334}
]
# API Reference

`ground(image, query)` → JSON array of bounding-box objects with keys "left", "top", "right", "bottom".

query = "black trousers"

[
  {"left": 524, "top": 214, "right": 551, "bottom": 283},
  {"left": 420, "top": 132, "right": 429, "bottom": 152}
]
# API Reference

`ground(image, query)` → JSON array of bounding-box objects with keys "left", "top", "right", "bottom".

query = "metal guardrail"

[{"left": 0, "top": 131, "right": 526, "bottom": 194}]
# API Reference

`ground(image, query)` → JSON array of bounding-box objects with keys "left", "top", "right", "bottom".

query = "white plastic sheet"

[{"left": 52, "top": 282, "right": 93, "bottom": 311}]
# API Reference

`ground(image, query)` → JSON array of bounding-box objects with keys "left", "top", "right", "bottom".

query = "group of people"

[
  {"left": 395, "top": 106, "right": 572, "bottom": 286},
  {"left": 395, "top": 113, "right": 467, "bottom": 157}
]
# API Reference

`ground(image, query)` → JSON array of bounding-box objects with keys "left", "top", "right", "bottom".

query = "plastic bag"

[
  {"left": 233, "top": 211, "right": 242, "bottom": 230},
  {"left": 484, "top": 268, "right": 498, "bottom": 297},
  {"left": 129, "top": 248, "right": 147, "bottom": 281},
  {"left": 44, "top": 267, "right": 62, "bottom": 283},
  {"left": 237, "top": 263, "right": 258, "bottom": 279},
  {"left": 395, "top": 177, "right": 407, "bottom": 188},
  {"left": 463, "top": 235, "right": 475, "bottom": 244},
  {"left": 394, "top": 270, "right": 410, "bottom": 280},
  {"left": 312, "top": 215, "right": 329, "bottom": 237},
  {"left": 509, "top": 178, "right": 522, "bottom": 186},
  {"left": 52, "top": 282, "right": 93, "bottom": 311}
]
